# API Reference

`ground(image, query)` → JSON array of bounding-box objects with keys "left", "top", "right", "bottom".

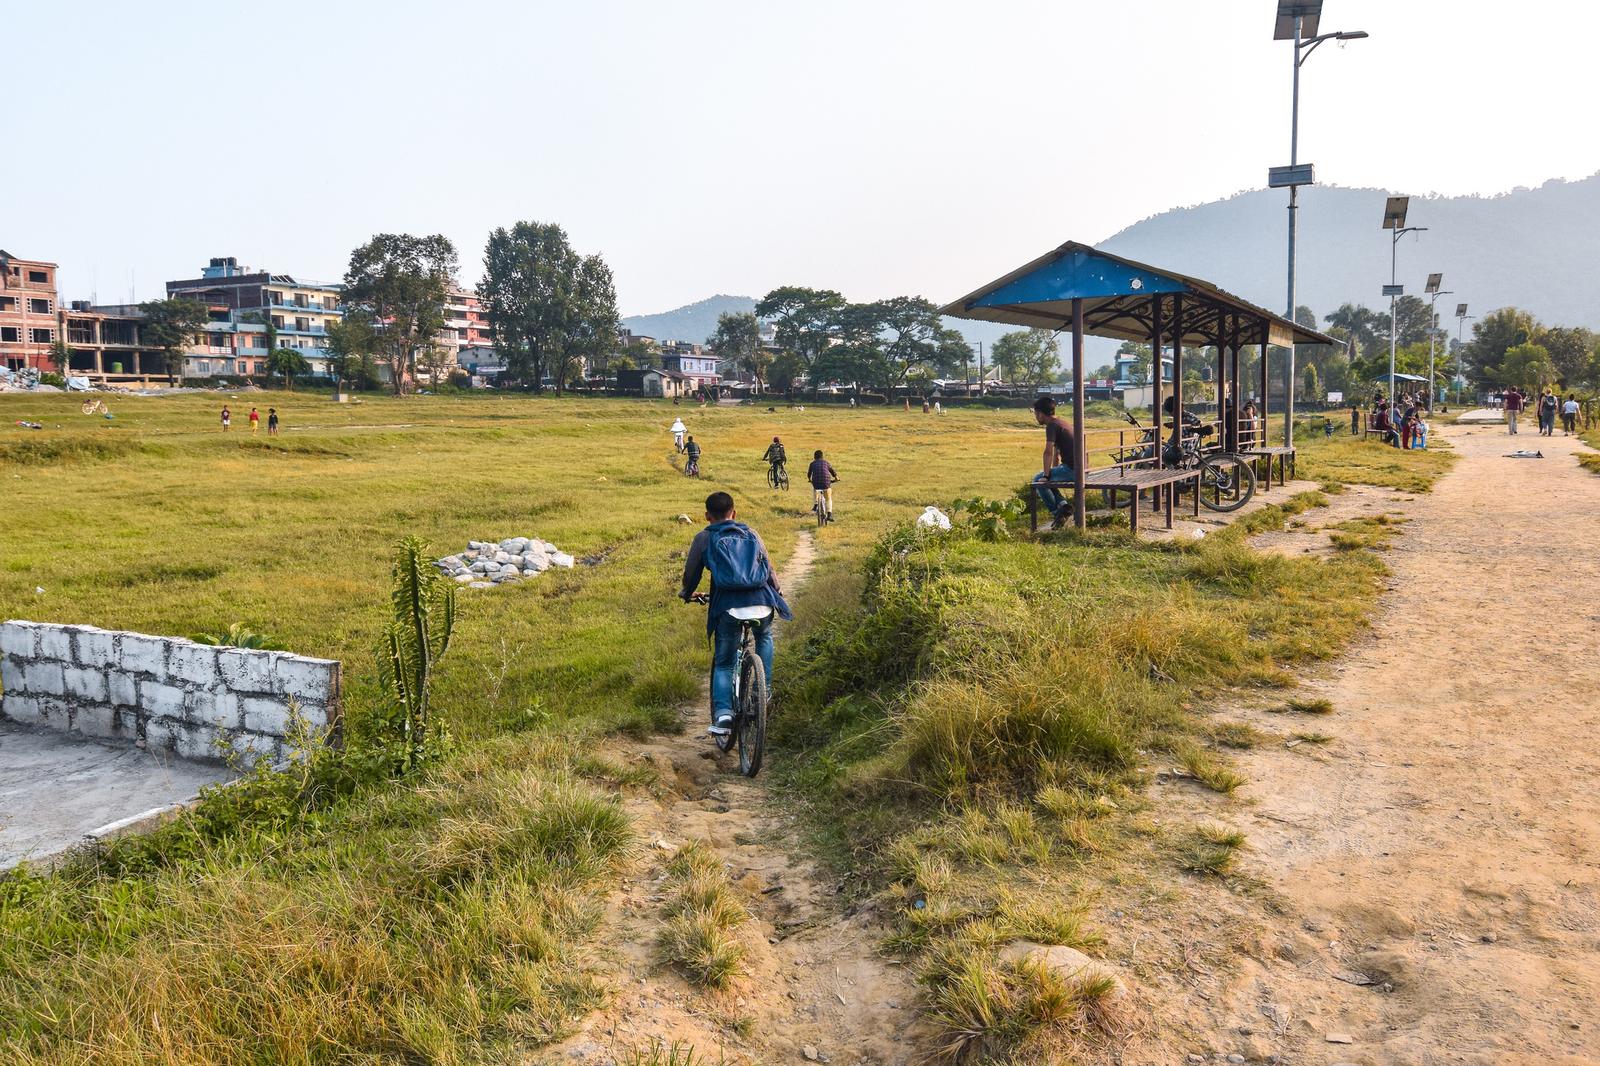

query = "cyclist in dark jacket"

[{"left": 807, "top": 450, "right": 838, "bottom": 521}]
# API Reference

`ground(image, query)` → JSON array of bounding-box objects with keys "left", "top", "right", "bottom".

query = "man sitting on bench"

[{"left": 1031, "top": 396, "right": 1077, "bottom": 523}]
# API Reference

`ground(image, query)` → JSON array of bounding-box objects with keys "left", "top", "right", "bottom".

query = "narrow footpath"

[
  {"left": 549, "top": 532, "right": 928, "bottom": 1066},
  {"left": 1196, "top": 421, "right": 1600, "bottom": 1065}
]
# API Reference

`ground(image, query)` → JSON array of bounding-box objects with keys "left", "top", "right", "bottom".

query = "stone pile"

[{"left": 437, "top": 537, "right": 576, "bottom": 589}]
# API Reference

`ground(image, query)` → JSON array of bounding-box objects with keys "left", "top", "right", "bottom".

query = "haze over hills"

[
  {"left": 1099, "top": 174, "right": 1600, "bottom": 331},
  {"left": 624, "top": 174, "right": 1600, "bottom": 352}
]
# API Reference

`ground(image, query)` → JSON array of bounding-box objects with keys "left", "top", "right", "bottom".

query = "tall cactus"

[{"left": 377, "top": 536, "right": 456, "bottom": 772}]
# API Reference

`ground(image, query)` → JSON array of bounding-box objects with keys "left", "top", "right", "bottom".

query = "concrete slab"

[
  {"left": 0, "top": 723, "right": 234, "bottom": 870},
  {"left": 1456, "top": 407, "right": 1505, "bottom": 425}
]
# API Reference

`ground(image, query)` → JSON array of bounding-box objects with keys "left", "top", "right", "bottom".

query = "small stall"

[{"left": 941, "top": 241, "right": 1337, "bottom": 530}]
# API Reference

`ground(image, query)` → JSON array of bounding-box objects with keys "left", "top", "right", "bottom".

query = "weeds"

[
  {"left": 1284, "top": 697, "right": 1334, "bottom": 714},
  {"left": 1179, "top": 824, "right": 1247, "bottom": 875},
  {"left": 1177, "top": 743, "right": 1246, "bottom": 794},
  {"left": 656, "top": 842, "right": 748, "bottom": 989}
]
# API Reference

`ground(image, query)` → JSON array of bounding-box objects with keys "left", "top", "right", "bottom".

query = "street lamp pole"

[
  {"left": 1272, "top": 3, "right": 1366, "bottom": 447},
  {"left": 1455, "top": 304, "right": 1474, "bottom": 405},
  {"left": 1381, "top": 195, "right": 1425, "bottom": 407},
  {"left": 1424, "top": 275, "right": 1451, "bottom": 412}
]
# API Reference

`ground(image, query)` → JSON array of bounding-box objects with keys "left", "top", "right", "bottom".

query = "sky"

[{"left": 7, "top": 1, "right": 1598, "bottom": 316}]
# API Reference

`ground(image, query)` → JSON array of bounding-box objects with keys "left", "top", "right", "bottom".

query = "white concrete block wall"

[{"left": 0, "top": 621, "right": 341, "bottom": 765}]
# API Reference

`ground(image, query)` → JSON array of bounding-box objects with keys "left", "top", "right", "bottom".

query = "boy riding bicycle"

[
  {"left": 762, "top": 436, "right": 787, "bottom": 481},
  {"left": 807, "top": 449, "right": 838, "bottom": 522},
  {"left": 679, "top": 492, "right": 791, "bottom": 735}
]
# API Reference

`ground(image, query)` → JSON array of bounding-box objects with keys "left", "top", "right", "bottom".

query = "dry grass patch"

[{"left": 655, "top": 842, "right": 748, "bottom": 989}]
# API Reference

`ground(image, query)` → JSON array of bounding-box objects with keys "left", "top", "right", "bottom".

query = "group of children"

[{"left": 219, "top": 405, "right": 280, "bottom": 435}]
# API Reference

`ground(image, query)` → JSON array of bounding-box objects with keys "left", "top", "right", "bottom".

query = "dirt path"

[
  {"left": 548, "top": 531, "right": 929, "bottom": 1065},
  {"left": 1184, "top": 423, "right": 1600, "bottom": 1065}
]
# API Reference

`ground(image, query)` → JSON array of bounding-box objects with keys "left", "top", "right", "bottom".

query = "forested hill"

[
  {"left": 621, "top": 295, "right": 756, "bottom": 345},
  {"left": 1098, "top": 174, "right": 1600, "bottom": 329}
]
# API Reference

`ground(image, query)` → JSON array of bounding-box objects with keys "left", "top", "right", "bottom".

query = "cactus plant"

[{"left": 376, "top": 535, "right": 456, "bottom": 771}]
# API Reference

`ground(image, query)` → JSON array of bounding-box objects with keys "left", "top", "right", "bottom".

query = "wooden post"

[
  {"left": 1259, "top": 340, "right": 1269, "bottom": 447},
  {"left": 1229, "top": 319, "right": 1241, "bottom": 449},
  {"left": 1151, "top": 295, "right": 1163, "bottom": 469},
  {"left": 1171, "top": 294, "right": 1184, "bottom": 453},
  {"left": 1072, "top": 298, "right": 1087, "bottom": 529}
]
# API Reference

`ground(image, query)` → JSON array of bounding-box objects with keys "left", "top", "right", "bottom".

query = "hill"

[
  {"left": 1098, "top": 174, "right": 1600, "bottom": 330},
  {"left": 621, "top": 294, "right": 756, "bottom": 346}
]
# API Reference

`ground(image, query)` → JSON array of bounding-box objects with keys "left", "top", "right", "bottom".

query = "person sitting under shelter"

[{"left": 1030, "top": 396, "right": 1077, "bottom": 522}]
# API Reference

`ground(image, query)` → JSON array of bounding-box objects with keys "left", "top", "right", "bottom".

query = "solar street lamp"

[
  {"left": 1381, "top": 196, "right": 1426, "bottom": 405},
  {"left": 1455, "top": 303, "right": 1474, "bottom": 404},
  {"left": 1273, "top": 1, "right": 1366, "bottom": 445},
  {"left": 1424, "top": 274, "right": 1451, "bottom": 411}
]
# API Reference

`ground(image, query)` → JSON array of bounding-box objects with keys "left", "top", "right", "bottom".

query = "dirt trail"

[
  {"left": 1180, "top": 423, "right": 1600, "bottom": 1065},
  {"left": 547, "top": 531, "right": 929, "bottom": 1065}
]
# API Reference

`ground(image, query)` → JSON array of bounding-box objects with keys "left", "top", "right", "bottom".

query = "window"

[
  {"left": 29, "top": 298, "right": 50, "bottom": 315},
  {"left": 28, "top": 270, "right": 48, "bottom": 284},
  {"left": 30, "top": 328, "right": 53, "bottom": 344},
  {"left": 323, "top": 296, "right": 337, "bottom": 310},
  {"left": 271, "top": 315, "right": 285, "bottom": 329},
  {"left": 1, "top": 327, "right": 19, "bottom": 343},
  {"left": 0, "top": 296, "right": 14, "bottom": 310},
  {"left": 295, "top": 317, "right": 310, "bottom": 332}
]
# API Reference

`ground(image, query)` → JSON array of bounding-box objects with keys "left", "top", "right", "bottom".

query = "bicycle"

[
  {"left": 1102, "top": 411, "right": 1256, "bottom": 514},
  {"left": 689, "top": 594, "right": 769, "bottom": 776},
  {"left": 766, "top": 461, "right": 789, "bottom": 491},
  {"left": 685, "top": 455, "right": 701, "bottom": 478},
  {"left": 812, "top": 489, "right": 829, "bottom": 528}
]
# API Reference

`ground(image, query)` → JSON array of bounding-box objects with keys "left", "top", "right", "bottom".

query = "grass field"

[{"left": 0, "top": 391, "right": 1456, "bottom": 1063}]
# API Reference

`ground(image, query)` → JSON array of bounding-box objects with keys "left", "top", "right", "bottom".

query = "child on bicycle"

[
  {"left": 680, "top": 492, "right": 792, "bottom": 736},
  {"left": 684, "top": 435, "right": 701, "bottom": 476},
  {"left": 807, "top": 449, "right": 838, "bottom": 522}
]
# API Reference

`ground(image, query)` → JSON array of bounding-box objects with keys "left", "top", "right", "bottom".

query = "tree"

[
  {"left": 869, "top": 296, "right": 943, "bottom": 386},
  {"left": 139, "top": 298, "right": 209, "bottom": 386},
  {"left": 767, "top": 351, "right": 805, "bottom": 397},
  {"left": 1500, "top": 342, "right": 1556, "bottom": 391},
  {"left": 1464, "top": 307, "right": 1538, "bottom": 387},
  {"left": 1392, "top": 295, "right": 1435, "bottom": 347},
  {"left": 1534, "top": 325, "right": 1595, "bottom": 386},
  {"left": 478, "top": 221, "right": 580, "bottom": 393},
  {"left": 560, "top": 255, "right": 620, "bottom": 394},
  {"left": 1324, "top": 303, "right": 1384, "bottom": 359},
  {"left": 47, "top": 339, "right": 72, "bottom": 375},
  {"left": 414, "top": 343, "right": 455, "bottom": 389},
  {"left": 265, "top": 346, "right": 309, "bottom": 389},
  {"left": 754, "top": 286, "right": 845, "bottom": 382},
  {"left": 1120, "top": 340, "right": 1153, "bottom": 389},
  {"left": 933, "top": 327, "right": 973, "bottom": 379},
  {"left": 326, "top": 310, "right": 379, "bottom": 393},
  {"left": 342, "top": 233, "right": 457, "bottom": 395},
  {"left": 708, "top": 311, "right": 766, "bottom": 388},
  {"left": 991, "top": 328, "right": 1060, "bottom": 387},
  {"left": 1302, "top": 362, "right": 1320, "bottom": 402}
]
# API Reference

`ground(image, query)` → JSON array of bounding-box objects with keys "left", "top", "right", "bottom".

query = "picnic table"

[
  {"left": 1238, "top": 445, "right": 1296, "bottom": 489},
  {"left": 1029, "top": 466, "right": 1201, "bottom": 534}
]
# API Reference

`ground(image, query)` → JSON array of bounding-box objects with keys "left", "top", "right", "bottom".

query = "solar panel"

[
  {"left": 1382, "top": 196, "right": 1409, "bottom": 230},
  {"left": 1275, "top": 0, "right": 1323, "bottom": 40}
]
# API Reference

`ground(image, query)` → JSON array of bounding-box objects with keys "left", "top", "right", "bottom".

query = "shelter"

[{"left": 941, "top": 241, "right": 1338, "bottom": 528}]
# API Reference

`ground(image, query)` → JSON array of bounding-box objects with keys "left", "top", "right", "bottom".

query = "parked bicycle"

[
  {"left": 1103, "top": 411, "right": 1256, "bottom": 513},
  {"left": 689, "top": 594, "right": 769, "bottom": 776}
]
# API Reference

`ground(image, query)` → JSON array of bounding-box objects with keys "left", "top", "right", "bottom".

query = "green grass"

[
  {"left": 655, "top": 842, "right": 749, "bottom": 989},
  {"left": 1295, "top": 431, "right": 1455, "bottom": 492}
]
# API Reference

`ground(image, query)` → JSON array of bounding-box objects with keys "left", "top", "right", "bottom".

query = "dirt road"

[{"left": 1209, "top": 422, "right": 1600, "bottom": 1064}]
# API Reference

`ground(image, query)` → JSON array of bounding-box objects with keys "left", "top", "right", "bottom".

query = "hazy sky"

[{"left": 9, "top": 1, "right": 1597, "bottom": 315}]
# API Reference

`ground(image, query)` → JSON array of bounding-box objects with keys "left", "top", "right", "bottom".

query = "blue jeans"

[
  {"left": 711, "top": 611, "right": 774, "bottom": 720},
  {"left": 1033, "top": 465, "right": 1076, "bottom": 514}
]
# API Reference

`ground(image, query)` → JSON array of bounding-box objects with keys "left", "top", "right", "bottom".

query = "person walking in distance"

[
  {"left": 807, "top": 449, "right": 839, "bottom": 522},
  {"left": 1562, "top": 394, "right": 1580, "bottom": 436},
  {"left": 220, "top": 405, "right": 231, "bottom": 432},
  {"left": 1538, "top": 388, "right": 1558, "bottom": 437},
  {"left": 1505, "top": 386, "right": 1524, "bottom": 434},
  {"left": 267, "top": 407, "right": 280, "bottom": 436},
  {"left": 248, "top": 407, "right": 260, "bottom": 435}
]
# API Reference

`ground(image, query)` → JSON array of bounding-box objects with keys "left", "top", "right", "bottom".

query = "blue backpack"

[{"left": 706, "top": 523, "right": 771, "bottom": 591}]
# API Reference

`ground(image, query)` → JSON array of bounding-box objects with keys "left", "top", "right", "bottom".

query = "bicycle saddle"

[{"left": 727, "top": 606, "right": 774, "bottom": 621}]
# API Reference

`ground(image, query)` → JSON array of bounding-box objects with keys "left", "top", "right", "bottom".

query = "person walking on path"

[
  {"left": 221, "top": 405, "right": 231, "bottom": 432},
  {"left": 1539, "top": 388, "right": 1559, "bottom": 436},
  {"left": 1505, "top": 387, "right": 1524, "bottom": 434},
  {"left": 1563, "top": 394, "right": 1580, "bottom": 436},
  {"left": 267, "top": 407, "right": 279, "bottom": 436},
  {"left": 248, "top": 407, "right": 260, "bottom": 435}
]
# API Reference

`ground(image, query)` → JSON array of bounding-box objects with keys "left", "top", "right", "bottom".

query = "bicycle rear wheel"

[
  {"left": 768, "top": 466, "right": 779, "bottom": 489},
  {"left": 1196, "top": 453, "right": 1256, "bottom": 512},
  {"left": 737, "top": 650, "right": 767, "bottom": 777},
  {"left": 814, "top": 496, "right": 826, "bottom": 528}
]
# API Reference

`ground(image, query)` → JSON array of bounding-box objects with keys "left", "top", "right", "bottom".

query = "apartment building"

[
  {"left": 440, "top": 288, "right": 490, "bottom": 354},
  {"left": 61, "top": 302, "right": 165, "bottom": 379},
  {"left": 660, "top": 340, "right": 721, "bottom": 392},
  {"left": 166, "top": 256, "right": 342, "bottom": 377},
  {"left": 0, "top": 251, "right": 59, "bottom": 371}
]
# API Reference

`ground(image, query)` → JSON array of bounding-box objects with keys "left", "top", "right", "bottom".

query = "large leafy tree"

[
  {"left": 932, "top": 327, "right": 973, "bottom": 379},
  {"left": 1464, "top": 307, "right": 1538, "bottom": 387},
  {"left": 1324, "top": 303, "right": 1385, "bottom": 360},
  {"left": 1533, "top": 325, "right": 1595, "bottom": 386},
  {"left": 870, "top": 296, "right": 944, "bottom": 387},
  {"left": 755, "top": 287, "right": 845, "bottom": 381},
  {"left": 560, "top": 255, "right": 620, "bottom": 394},
  {"left": 477, "top": 222, "right": 580, "bottom": 392},
  {"left": 1500, "top": 342, "right": 1556, "bottom": 391},
  {"left": 342, "top": 234, "right": 457, "bottom": 395},
  {"left": 139, "top": 297, "right": 209, "bottom": 386},
  {"left": 707, "top": 311, "right": 767, "bottom": 389},
  {"left": 991, "top": 328, "right": 1061, "bottom": 387}
]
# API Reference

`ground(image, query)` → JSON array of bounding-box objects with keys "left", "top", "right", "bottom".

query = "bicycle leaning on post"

[{"left": 1102, "top": 410, "right": 1256, "bottom": 514}]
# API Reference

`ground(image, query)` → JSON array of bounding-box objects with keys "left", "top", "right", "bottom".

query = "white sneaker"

[{"left": 708, "top": 715, "right": 733, "bottom": 736}]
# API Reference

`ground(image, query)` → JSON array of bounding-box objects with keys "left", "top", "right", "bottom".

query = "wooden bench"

[
  {"left": 1029, "top": 467, "right": 1201, "bottom": 534},
  {"left": 1238, "top": 445, "right": 1296, "bottom": 489}
]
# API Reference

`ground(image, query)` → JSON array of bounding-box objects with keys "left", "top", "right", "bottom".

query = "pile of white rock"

[{"left": 436, "top": 537, "right": 576, "bottom": 589}]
